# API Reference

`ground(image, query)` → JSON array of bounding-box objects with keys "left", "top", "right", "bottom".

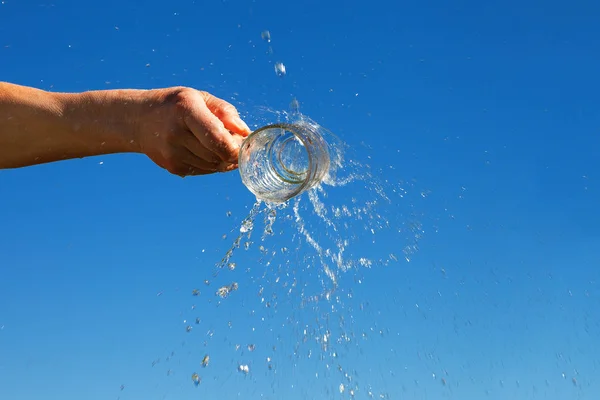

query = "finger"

[
  {"left": 230, "top": 132, "right": 246, "bottom": 148},
  {"left": 200, "top": 91, "right": 252, "bottom": 136},
  {"left": 178, "top": 165, "right": 213, "bottom": 177},
  {"left": 184, "top": 99, "right": 241, "bottom": 163},
  {"left": 180, "top": 146, "right": 238, "bottom": 175},
  {"left": 219, "top": 163, "right": 239, "bottom": 173},
  {"left": 181, "top": 163, "right": 238, "bottom": 176},
  {"left": 181, "top": 131, "right": 222, "bottom": 164},
  {"left": 179, "top": 147, "right": 222, "bottom": 172},
  {"left": 183, "top": 161, "right": 238, "bottom": 175}
]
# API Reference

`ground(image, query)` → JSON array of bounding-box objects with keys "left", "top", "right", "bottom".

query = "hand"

[{"left": 135, "top": 87, "right": 252, "bottom": 177}]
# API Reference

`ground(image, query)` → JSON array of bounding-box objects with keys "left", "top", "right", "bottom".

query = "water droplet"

[
  {"left": 240, "top": 219, "right": 254, "bottom": 233},
  {"left": 247, "top": 344, "right": 256, "bottom": 352},
  {"left": 186, "top": 325, "right": 193, "bottom": 333},
  {"left": 339, "top": 383, "right": 345, "bottom": 393},
  {"left": 274, "top": 62, "right": 286, "bottom": 77},
  {"left": 359, "top": 258, "right": 372, "bottom": 267},
  {"left": 226, "top": 211, "right": 232, "bottom": 217},
  {"left": 191, "top": 373, "right": 201, "bottom": 386},
  {"left": 216, "top": 282, "right": 238, "bottom": 298},
  {"left": 195, "top": 317, "right": 201, "bottom": 324},
  {"left": 216, "top": 286, "right": 230, "bottom": 298},
  {"left": 228, "top": 262, "right": 236, "bottom": 271},
  {"left": 290, "top": 98, "right": 300, "bottom": 113},
  {"left": 261, "top": 30, "right": 271, "bottom": 42},
  {"left": 202, "top": 354, "right": 210, "bottom": 367},
  {"left": 238, "top": 364, "right": 250, "bottom": 374}
]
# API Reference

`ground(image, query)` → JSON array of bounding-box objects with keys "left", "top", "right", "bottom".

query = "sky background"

[{"left": 1, "top": 0, "right": 600, "bottom": 399}]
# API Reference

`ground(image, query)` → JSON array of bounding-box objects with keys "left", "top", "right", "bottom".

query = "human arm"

[{"left": 0, "top": 82, "right": 251, "bottom": 175}]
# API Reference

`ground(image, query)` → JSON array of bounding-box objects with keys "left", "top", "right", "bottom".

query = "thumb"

[{"left": 201, "top": 92, "right": 252, "bottom": 136}]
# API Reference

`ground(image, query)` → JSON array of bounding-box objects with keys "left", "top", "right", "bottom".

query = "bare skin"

[{"left": 0, "top": 82, "right": 252, "bottom": 176}]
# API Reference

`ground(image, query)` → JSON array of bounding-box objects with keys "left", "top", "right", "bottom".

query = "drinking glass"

[{"left": 238, "top": 121, "right": 331, "bottom": 203}]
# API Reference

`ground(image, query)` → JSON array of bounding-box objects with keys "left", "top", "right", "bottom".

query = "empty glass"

[{"left": 238, "top": 120, "right": 331, "bottom": 203}]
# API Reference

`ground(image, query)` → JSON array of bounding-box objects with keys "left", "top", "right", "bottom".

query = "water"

[
  {"left": 150, "top": 118, "right": 430, "bottom": 398},
  {"left": 274, "top": 62, "right": 286, "bottom": 77},
  {"left": 137, "top": 87, "right": 429, "bottom": 396},
  {"left": 143, "top": 30, "right": 432, "bottom": 398}
]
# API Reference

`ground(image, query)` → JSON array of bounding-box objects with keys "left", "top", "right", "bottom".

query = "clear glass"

[{"left": 238, "top": 120, "right": 331, "bottom": 203}]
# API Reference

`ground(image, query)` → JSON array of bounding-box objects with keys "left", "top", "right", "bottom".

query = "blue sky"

[{"left": 1, "top": 0, "right": 600, "bottom": 399}]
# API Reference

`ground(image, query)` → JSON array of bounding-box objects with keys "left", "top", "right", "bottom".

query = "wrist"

[{"left": 57, "top": 89, "right": 145, "bottom": 155}]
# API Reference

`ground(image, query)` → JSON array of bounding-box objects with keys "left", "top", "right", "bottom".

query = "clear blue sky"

[{"left": 1, "top": 0, "right": 600, "bottom": 399}]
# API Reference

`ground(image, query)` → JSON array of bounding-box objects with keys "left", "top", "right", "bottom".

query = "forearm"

[{"left": 0, "top": 82, "right": 141, "bottom": 169}]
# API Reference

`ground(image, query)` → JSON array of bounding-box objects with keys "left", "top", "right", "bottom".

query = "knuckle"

[
  {"left": 218, "top": 102, "right": 237, "bottom": 116},
  {"left": 199, "top": 91, "right": 238, "bottom": 116},
  {"left": 168, "top": 87, "right": 198, "bottom": 113},
  {"left": 177, "top": 87, "right": 197, "bottom": 101},
  {"left": 173, "top": 95, "right": 192, "bottom": 115},
  {"left": 213, "top": 140, "right": 237, "bottom": 160},
  {"left": 162, "top": 86, "right": 190, "bottom": 104}
]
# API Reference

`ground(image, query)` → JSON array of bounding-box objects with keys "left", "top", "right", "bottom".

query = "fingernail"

[{"left": 219, "top": 161, "right": 236, "bottom": 171}]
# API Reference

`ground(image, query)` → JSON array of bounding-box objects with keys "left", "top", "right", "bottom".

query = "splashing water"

[
  {"left": 274, "top": 62, "right": 286, "bottom": 77},
  {"left": 145, "top": 30, "right": 430, "bottom": 400},
  {"left": 153, "top": 108, "right": 430, "bottom": 398}
]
